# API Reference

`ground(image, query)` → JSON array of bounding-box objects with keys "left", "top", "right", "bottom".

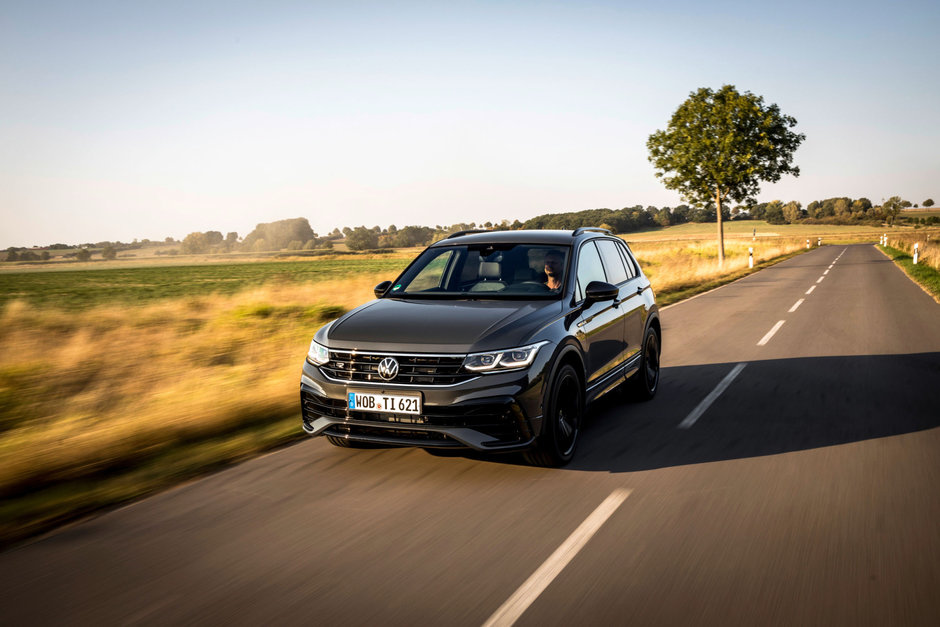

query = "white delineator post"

[
  {"left": 748, "top": 247, "right": 754, "bottom": 269},
  {"left": 817, "top": 237, "right": 821, "bottom": 246},
  {"left": 913, "top": 243, "right": 919, "bottom": 265},
  {"left": 806, "top": 239, "right": 810, "bottom": 249}
]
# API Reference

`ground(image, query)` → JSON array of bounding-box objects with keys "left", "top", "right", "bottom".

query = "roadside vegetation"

[
  {"left": 0, "top": 222, "right": 931, "bottom": 547},
  {"left": 878, "top": 233, "right": 940, "bottom": 301}
]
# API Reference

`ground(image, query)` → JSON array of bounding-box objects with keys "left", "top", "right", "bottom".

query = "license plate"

[{"left": 347, "top": 390, "right": 422, "bottom": 415}]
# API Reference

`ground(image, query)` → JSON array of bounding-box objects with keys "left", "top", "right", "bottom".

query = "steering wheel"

[{"left": 513, "top": 281, "right": 552, "bottom": 293}]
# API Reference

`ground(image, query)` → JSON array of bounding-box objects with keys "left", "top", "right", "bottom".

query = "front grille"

[
  {"left": 301, "top": 391, "right": 525, "bottom": 445},
  {"left": 319, "top": 351, "right": 475, "bottom": 386}
]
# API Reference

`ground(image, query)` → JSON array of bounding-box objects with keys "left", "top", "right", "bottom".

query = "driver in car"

[{"left": 543, "top": 250, "right": 564, "bottom": 290}]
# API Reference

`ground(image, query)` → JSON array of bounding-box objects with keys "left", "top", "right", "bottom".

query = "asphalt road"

[{"left": 2, "top": 244, "right": 938, "bottom": 626}]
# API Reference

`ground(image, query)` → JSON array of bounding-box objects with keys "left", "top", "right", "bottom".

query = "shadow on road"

[{"left": 568, "top": 352, "right": 940, "bottom": 473}]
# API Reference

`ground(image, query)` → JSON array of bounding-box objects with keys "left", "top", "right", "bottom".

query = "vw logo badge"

[{"left": 377, "top": 357, "right": 399, "bottom": 381}]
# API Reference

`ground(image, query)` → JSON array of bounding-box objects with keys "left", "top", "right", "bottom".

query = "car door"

[
  {"left": 575, "top": 241, "right": 625, "bottom": 390},
  {"left": 596, "top": 238, "right": 645, "bottom": 365}
]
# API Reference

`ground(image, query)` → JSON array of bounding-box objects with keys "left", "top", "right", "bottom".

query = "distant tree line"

[{"left": 4, "top": 196, "right": 938, "bottom": 262}]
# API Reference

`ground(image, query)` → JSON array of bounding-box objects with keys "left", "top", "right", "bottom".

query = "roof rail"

[
  {"left": 446, "top": 229, "right": 492, "bottom": 239},
  {"left": 572, "top": 227, "right": 611, "bottom": 236}
]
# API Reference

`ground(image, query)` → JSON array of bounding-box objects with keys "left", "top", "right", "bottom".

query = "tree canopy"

[{"left": 647, "top": 85, "right": 805, "bottom": 263}]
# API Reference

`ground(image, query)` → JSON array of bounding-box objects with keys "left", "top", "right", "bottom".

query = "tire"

[
  {"left": 631, "top": 325, "right": 660, "bottom": 400},
  {"left": 524, "top": 364, "right": 583, "bottom": 467}
]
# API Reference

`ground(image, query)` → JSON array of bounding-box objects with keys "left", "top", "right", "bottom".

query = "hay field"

[{"left": 0, "top": 230, "right": 852, "bottom": 545}]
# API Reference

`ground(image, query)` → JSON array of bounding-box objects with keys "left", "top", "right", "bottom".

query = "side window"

[
  {"left": 596, "top": 239, "right": 629, "bottom": 285},
  {"left": 576, "top": 242, "right": 607, "bottom": 302},
  {"left": 616, "top": 241, "right": 638, "bottom": 279}
]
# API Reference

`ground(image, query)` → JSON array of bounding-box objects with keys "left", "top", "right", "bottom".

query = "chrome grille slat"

[{"left": 321, "top": 350, "right": 474, "bottom": 386}]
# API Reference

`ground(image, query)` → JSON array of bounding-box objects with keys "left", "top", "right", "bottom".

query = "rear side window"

[
  {"left": 576, "top": 241, "right": 607, "bottom": 302},
  {"left": 596, "top": 239, "right": 629, "bottom": 285},
  {"left": 616, "top": 241, "right": 638, "bottom": 279}
]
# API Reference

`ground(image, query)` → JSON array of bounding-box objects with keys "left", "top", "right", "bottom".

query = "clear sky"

[{"left": 2, "top": 0, "right": 938, "bottom": 247}]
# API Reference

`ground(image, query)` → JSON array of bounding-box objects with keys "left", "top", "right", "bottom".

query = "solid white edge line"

[
  {"left": 805, "top": 285, "right": 816, "bottom": 295},
  {"left": 678, "top": 363, "right": 748, "bottom": 429},
  {"left": 788, "top": 298, "right": 804, "bottom": 313},
  {"left": 482, "top": 489, "right": 632, "bottom": 627},
  {"left": 757, "top": 320, "right": 786, "bottom": 346}
]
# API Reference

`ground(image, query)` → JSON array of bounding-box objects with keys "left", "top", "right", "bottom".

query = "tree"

[
  {"left": 833, "top": 198, "right": 850, "bottom": 217},
  {"left": 76, "top": 248, "right": 91, "bottom": 262},
  {"left": 883, "top": 196, "right": 905, "bottom": 225},
  {"left": 924, "top": 198, "right": 934, "bottom": 207},
  {"left": 102, "top": 245, "right": 117, "bottom": 260},
  {"left": 764, "top": 200, "right": 786, "bottom": 225},
  {"left": 346, "top": 226, "right": 379, "bottom": 250},
  {"left": 647, "top": 85, "right": 805, "bottom": 264},
  {"left": 851, "top": 198, "right": 872, "bottom": 214},
  {"left": 181, "top": 232, "right": 211, "bottom": 254},
  {"left": 782, "top": 201, "right": 803, "bottom": 224},
  {"left": 242, "top": 218, "right": 315, "bottom": 251}
]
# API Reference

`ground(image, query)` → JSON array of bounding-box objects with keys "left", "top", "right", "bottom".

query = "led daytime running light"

[{"left": 463, "top": 341, "right": 547, "bottom": 372}]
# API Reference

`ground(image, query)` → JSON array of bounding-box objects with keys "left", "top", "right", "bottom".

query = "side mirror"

[
  {"left": 584, "top": 281, "right": 618, "bottom": 304},
  {"left": 374, "top": 280, "right": 392, "bottom": 298}
]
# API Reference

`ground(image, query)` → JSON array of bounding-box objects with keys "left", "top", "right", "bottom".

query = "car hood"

[{"left": 324, "top": 297, "right": 564, "bottom": 353}]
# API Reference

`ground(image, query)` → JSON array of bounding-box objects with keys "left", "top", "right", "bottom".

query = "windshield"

[{"left": 388, "top": 243, "right": 570, "bottom": 298}]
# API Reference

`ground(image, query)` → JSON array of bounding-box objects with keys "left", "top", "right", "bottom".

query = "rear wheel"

[
  {"left": 524, "top": 364, "right": 583, "bottom": 467},
  {"left": 631, "top": 325, "right": 660, "bottom": 400}
]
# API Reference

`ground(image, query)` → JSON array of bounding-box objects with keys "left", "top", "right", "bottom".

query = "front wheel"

[
  {"left": 524, "top": 364, "right": 583, "bottom": 467},
  {"left": 631, "top": 325, "right": 660, "bottom": 400}
]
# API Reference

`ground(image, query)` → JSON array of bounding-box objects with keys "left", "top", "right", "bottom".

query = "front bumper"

[{"left": 300, "top": 355, "right": 548, "bottom": 451}]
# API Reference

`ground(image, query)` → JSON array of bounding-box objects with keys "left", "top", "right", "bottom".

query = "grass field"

[
  {"left": 624, "top": 219, "right": 890, "bottom": 242},
  {"left": 1, "top": 222, "right": 936, "bottom": 547},
  {"left": 0, "top": 256, "right": 411, "bottom": 310}
]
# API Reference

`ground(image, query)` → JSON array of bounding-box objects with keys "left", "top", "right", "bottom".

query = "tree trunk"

[{"left": 716, "top": 186, "right": 725, "bottom": 266}]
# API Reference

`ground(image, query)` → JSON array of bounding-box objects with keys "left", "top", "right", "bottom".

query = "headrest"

[{"left": 479, "top": 261, "right": 501, "bottom": 280}]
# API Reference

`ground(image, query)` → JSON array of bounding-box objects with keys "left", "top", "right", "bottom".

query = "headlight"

[
  {"left": 462, "top": 341, "right": 548, "bottom": 372},
  {"left": 307, "top": 340, "right": 330, "bottom": 365}
]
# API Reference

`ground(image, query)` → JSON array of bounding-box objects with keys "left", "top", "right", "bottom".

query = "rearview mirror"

[
  {"left": 374, "top": 280, "right": 392, "bottom": 298},
  {"left": 584, "top": 281, "right": 618, "bottom": 304}
]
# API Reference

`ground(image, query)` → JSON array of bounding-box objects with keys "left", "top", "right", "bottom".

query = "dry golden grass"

[
  {"left": 0, "top": 277, "right": 381, "bottom": 499},
  {"left": 0, "top": 238, "right": 816, "bottom": 544},
  {"left": 885, "top": 232, "right": 940, "bottom": 273},
  {"left": 629, "top": 236, "right": 809, "bottom": 294}
]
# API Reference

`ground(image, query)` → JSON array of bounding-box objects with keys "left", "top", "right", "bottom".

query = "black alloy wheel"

[
  {"left": 525, "top": 364, "right": 583, "bottom": 466},
  {"left": 632, "top": 326, "right": 660, "bottom": 400}
]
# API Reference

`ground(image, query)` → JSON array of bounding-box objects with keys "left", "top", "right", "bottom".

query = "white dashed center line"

[
  {"left": 483, "top": 489, "right": 632, "bottom": 627},
  {"left": 806, "top": 285, "right": 816, "bottom": 295},
  {"left": 788, "top": 298, "right": 805, "bottom": 312},
  {"left": 678, "top": 363, "right": 748, "bottom": 429},
  {"left": 758, "top": 320, "right": 786, "bottom": 346},
  {"left": 816, "top": 276, "right": 825, "bottom": 284}
]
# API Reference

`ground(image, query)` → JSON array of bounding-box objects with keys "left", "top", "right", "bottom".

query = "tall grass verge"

[
  {"left": 0, "top": 277, "right": 381, "bottom": 547},
  {"left": 1, "top": 240, "right": 814, "bottom": 547},
  {"left": 630, "top": 236, "right": 809, "bottom": 304},
  {"left": 877, "top": 244, "right": 940, "bottom": 303}
]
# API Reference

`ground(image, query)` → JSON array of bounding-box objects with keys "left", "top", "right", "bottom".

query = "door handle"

[{"left": 636, "top": 285, "right": 644, "bottom": 295}]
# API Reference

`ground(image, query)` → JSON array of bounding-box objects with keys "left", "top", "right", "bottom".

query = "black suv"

[{"left": 300, "top": 228, "right": 660, "bottom": 466}]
